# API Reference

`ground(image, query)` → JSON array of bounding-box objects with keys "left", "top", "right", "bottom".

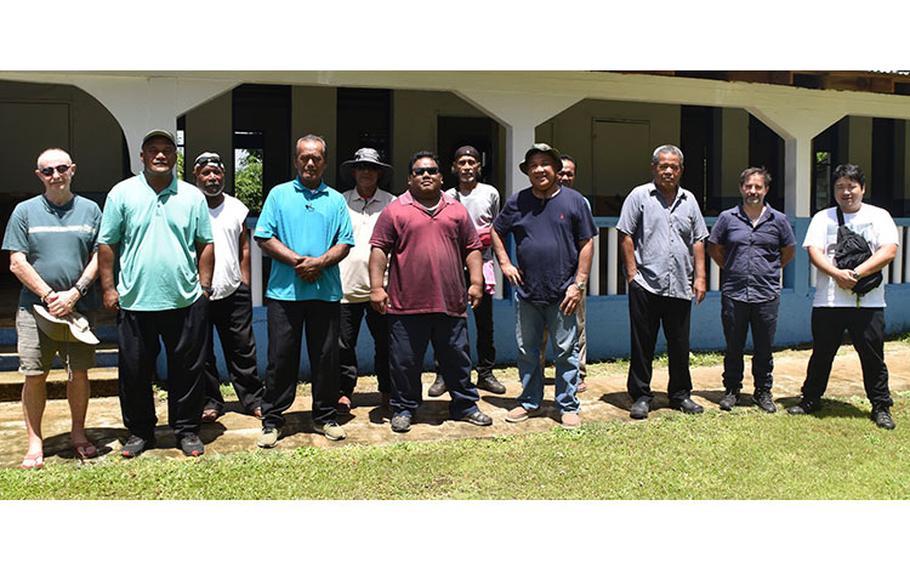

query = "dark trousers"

[
  {"left": 339, "top": 301, "right": 390, "bottom": 396},
  {"left": 721, "top": 295, "right": 780, "bottom": 393},
  {"left": 118, "top": 296, "right": 209, "bottom": 439},
  {"left": 627, "top": 281, "right": 693, "bottom": 402},
  {"left": 472, "top": 290, "right": 496, "bottom": 379},
  {"left": 388, "top": 314, "right": 480, "bottom": 419},
  {"left": 204, "top": 283, "right": 263, "bottom": 414},
  {"left": 802, "top": 307, "right": 892, "bottom": 408},
  {"left": 261, "top": 299, "right": 340, "bottom": 429}
]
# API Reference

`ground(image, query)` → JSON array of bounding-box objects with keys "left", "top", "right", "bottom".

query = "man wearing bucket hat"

[
  {"left": 336, "top": 148, "right": 396, "bottom": 413},
  {"left": 427, "top": 145, "right": 506, "bottom": 398},
  {"left": 491, "top": 143, "right": 597, "bottom": 429},
  {"left": 193, "top": 152, "right": 264, "bottom": 422},
  {"left": 98, "top": 129, "right": 215, "bottom": 458},
  {"left": 2, "top": 147, "right": 103, "bottom": 469}
]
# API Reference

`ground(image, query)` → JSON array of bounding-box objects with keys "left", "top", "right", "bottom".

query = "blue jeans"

[{"left": 516, "top": 298, "right": 580, "bottom": 414}]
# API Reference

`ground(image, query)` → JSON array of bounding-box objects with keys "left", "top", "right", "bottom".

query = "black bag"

[{"left": 834, "top": 208, "right": 882, "bottom": 295}]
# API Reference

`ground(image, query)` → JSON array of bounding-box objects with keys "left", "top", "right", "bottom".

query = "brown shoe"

[
  {"left": 505, "top": 406, "right": 530, "bottom": 423},
  {"left": 560, "top": 412, "right": 581, "bottom": 429}
]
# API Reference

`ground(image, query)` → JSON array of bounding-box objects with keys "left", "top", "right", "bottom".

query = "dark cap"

[
  {"left": 193, "top": 151, "right": 225, "bottom": 171},
  {"left": 453, "top": 145, "right": 481, "bottom": 161},
  {"left": 519, "top": 143, "right": 563, "bottom": 174},
  {"left": 142, "top": 129, "right": 177, "bottom": 148}
]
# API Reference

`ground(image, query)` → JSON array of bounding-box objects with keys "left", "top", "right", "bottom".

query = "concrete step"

[{"left": 0, "top": 366, "right": 120, "bottom": 402}]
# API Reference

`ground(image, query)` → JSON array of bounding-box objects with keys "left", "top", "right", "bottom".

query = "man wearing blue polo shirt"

[
  {"left": 254, "top": 134, "right": 354, "bottom": 448},
  {"left": 98, "top": 129, "right": 215, "bottom": 458}
]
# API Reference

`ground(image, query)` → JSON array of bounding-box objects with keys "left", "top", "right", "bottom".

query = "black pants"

[
  {"left": 339, "top": 302, "right": 390, "bottom": 397},
  {"left": 472, "top": 290, "right": 496, "bottom": 379},
  {"left": 388, "top": 314, "right": 479, "bottom": 419},
  {"left": 721, "top": 295, "right": 780, "bottom": 393},
  {"left": 627, "top": 281, "right": 693, "bottom": 402},
  {"left": 261, "top": 299, "right": 340, "bottom": 429},
  {"left": 118, "top": 296, "right": 209, "bottom": 439},
  {"left": 204, "top": 283, "right": 263, "bottom": 414},
  {"left": 802, "top": 307, "right": 892, "bottom": 408}
]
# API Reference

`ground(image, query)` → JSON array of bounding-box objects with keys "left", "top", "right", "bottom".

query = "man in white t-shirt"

[
  {"left": 428, "top": 145, "right": 506, "bottom": 397},
  {"left": 194, "top": 152, "right": 264, "bottom": 421},
  {"left": 337, "top": 148, "right": 396, "bottom": 412},
  {"left": 789, "top": 164, "right": 899, "bottom": 429}
]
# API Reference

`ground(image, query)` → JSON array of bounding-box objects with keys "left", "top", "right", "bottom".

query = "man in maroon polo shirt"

[{"left": 368, "top": 150, "right": 494, "bottom": 433}]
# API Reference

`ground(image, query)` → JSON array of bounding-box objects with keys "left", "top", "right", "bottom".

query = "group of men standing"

[{"left": 3, "top": 130, "right": 900, "bottom": 468}]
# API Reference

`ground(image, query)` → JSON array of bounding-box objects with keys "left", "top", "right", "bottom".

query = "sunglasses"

[
  {"left": 39, "top": 164, "right": 71, "bottom": 177},
  {"left": 411, "top": 167, "right": 439, "bottom": 176}
]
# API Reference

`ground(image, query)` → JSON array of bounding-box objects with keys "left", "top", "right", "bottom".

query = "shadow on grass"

[{"left": 776, "top": 396, "right": 869, "bottom": 419}]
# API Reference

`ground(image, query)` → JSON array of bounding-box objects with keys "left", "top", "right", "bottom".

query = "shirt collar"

[
  {"left": 399, "top": 190, "right": 454, "bottom": 212},
  {"left": 293, "top": 177, "right": 329, "bottom": 195},
  {"left": 141, "top": 172, "right": 178, "bottom": 196}
]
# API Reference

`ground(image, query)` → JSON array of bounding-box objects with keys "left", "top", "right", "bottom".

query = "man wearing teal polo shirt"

[
  {"left": 254, "top": 134, "right": 354, "bottom": 448},
  {"left": 98, "top": 129, "right": 214, "bottom": 458}
]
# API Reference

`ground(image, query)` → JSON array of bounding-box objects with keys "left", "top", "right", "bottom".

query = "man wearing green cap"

[{"left": 492, "top": 143, "right": 597, "bottom": 429}]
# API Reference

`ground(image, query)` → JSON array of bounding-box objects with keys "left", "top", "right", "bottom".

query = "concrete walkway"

[{"left": 2, "top": 341, "right": 910, "bottom": 468}]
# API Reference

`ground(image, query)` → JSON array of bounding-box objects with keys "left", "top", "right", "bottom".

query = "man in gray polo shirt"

[
  {"left": 2, "top": 148, "right": 102, "bottom": 469},
  {"left": 617, "top": 144, "right": 708, "bottom": 420}
]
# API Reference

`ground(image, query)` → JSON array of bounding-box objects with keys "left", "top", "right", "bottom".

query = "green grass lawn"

[{"left": 2, "top": 393, "right": 908, "bottom": 500}]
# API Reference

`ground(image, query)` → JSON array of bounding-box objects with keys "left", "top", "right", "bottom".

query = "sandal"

[
  {"left": 20, "top": 454, "right": 44, "bottom": 470},
  {"left": 201, "top": 408, "right": 220, "bottom": 423},
  {"left": 73, "top": 441, "right": 98, "bottom": 460}
]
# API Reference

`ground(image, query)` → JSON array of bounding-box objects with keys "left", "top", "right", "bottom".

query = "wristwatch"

[
  {"left": 574, "top": 280, "right": 587, "bottom": 292},
  {"left": 74, "top": 281, "right": 89, "bottom": 298},
  {"left": 202, "top": 285, "right": 214, "bottom": 296}
]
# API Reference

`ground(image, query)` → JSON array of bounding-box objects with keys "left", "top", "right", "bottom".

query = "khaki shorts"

[{"left": 16, "top": 306, "right": 96, "bottom": 376}]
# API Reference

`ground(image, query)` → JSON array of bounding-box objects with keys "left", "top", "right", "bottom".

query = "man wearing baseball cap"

[
  {"left": 492, "top": 143, "right": 597, "bottom": 429},
  {"left": 98, "top": 129, "right": 215, "bottom": 458},
  {"left": 428, "top": 145, "right": 506, "bottom": 397},
  {"left": 2, "top": 147, "right": 103, "bottom": 468},
  {"left": 193, "top": 152, "right": 264, "bottom": 422}
]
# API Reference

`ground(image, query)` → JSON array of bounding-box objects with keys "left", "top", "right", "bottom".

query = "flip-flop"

[
  {"left": 73, "top": 441, "right": 98, "bottom": 460},
  {"left": 201, "top": 408, "right": 220, "bottom": 423},
  {"left": 20, "top": 454, "right": 44, "bottom": 470}
]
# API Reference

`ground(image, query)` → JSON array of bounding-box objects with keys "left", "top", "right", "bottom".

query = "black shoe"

[
  {"left": 670, "top": 397, "right": 704, "bottom": 414},
  {"left": 391, "top": 413, "right": 412, "bottom": 433},
  {"left": 427, "top": 376, "right": 446, "bottom": 397},
  {"left": 872, "top": 407, "right": 896, "bottom": 430},
  {"left": 121, "top": 434, "right": 156, "bottom": 459},
  {"left": 178, "top": 433, "right": 205, "bottom": 457},
  {"left": 629, "top": 397, "right": 650, "bottom": 420},
  {"left": 476, "top": 375, "right": 506, "bottom": 395},
  {"left": 752, "top": 390, "right": 777, "bottom": 413},
  {"left": 460, "top": 410, "right": 493, "bottom": 427},
  {"left": 787, "top": 398, "right": 821, "bottom": 415},
  {"left": 719, "top": 391, "right": 739, "bottom": 411}
]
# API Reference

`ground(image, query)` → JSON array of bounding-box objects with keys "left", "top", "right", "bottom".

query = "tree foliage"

[{"left": 235, "top": 150, "right": 264, "bottom": 214}]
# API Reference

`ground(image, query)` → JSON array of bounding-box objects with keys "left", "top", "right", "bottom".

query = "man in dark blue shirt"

[
  {"left": 707, "top": 167, "right": 795, "bottom": 412},
  {"left": 492, "top": 143, "right": 598, "bottom": 429}
]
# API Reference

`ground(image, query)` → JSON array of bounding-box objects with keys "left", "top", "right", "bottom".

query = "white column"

[
  {"left": 606, "top": 227, "right": 619, "bottom": 295},
  {"left": 893, "top": 228, "right": 904, "bottom": 285},
  {"left": 505, "top": 122, "right": 537, "bottom": 197},
  {"left": 250, "top": 231, "right": 264, "bottom": 307},
  {"left": 784, "top": 135, "right": 814, "bottom": 218},
  {"left": 590, "top": 237, "right": 601, "bottom": 295}
]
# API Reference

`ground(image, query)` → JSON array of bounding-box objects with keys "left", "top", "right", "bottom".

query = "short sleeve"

[
  {"left": 369, "top": 207, "right": 397, "bottom": 252},
  {"left": 1, "top": 204, "right": 29, "bottom": 253},
  {"left": 575, "top": 196, "right": 598, "bottom": 241},
  {"left": 490, "top": 188, "right": 501, "bottom": 219},
  {"left": 616, "top": 188, "right": 641, "bottom": 236},
  {"left": 460, "top": 210, "right": 482, "bottom": 252},
  {"left": 708, "top": 212, "right": 728, "bottom": 245},
  {"left": 253, "top": 189, "right": 278, "bottom": 240},
  {"left": 875, "top": 209, "right": 899, "bottom": 247},
  {"left": 195, "top": 197, "right": 214, "bottom": 244},
  {"left": 691, "top": 204, "right": 709, "bottom": 242},
  {"left": 334, "top": 198, "right": 355, "bottom": 246},
  {"left": 89, "top": 201, "right": 103, "bottom": 251},
  {"left": 778, "top": 214, "right": 796, "bottom": 247},
  {"left": 492, "top": 195, "right": 516, "bottom": 237},
  {"left": 802, "top": 210, "right": 829, "bottom": 250},
  {"left": 98, "top": 191, "right": 124, "bottom": 245}
]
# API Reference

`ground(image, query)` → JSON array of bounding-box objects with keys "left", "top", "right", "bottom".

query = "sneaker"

[
  {"left": 257, "top": 427, "right": 280, "bottom": 448},
  {"left": 752, "top": 390, "right": 777, "bottom": 413},
  {"left": 560, "top": 412, "right": 581, "bottom": 429},
  {"left": 314, "top": 420, "right": 347, "bottom": 441},
  {"left": 505, "top": 406, "right": 530, "bottom": 423},
  {"left": 719, "top": 391, "right": 738, "bottom": 411},
  {"left": 121, "top": 434, "right": 156, "bottom": 458},
  {"left": 178, "top": 433, "right": 205, "bottom": 457},
  {"left": 476, "top": 375, "right": 506, "bottom": 395},
  {"left": 787, "top": 398, "right": 821, "bottom": 415},
  {"left": 872, "top": 407, "right": 896, "bottom": 430},
  {"left": 577, "top": 379, "right": 588, "bottom": 394},
  {"left": 391, "top": 414, "right": 412, "bottom": 433},
  {"left": 427, "top": 376, "right": 446, "bottom": 397},
  {"left": 460, "top": 410, "right": 493, "bottom": 427}
]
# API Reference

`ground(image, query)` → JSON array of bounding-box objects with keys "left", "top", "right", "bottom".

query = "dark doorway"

[
  {"left": 232, "top": 84, "right": 291, "bottom": 198},
  {"left": 748, "top": 114, "right": 785, "bottom": 213},
  {"left": 811, "top": 122, "right": 842, "bottom": 215},
  {"left": 437, "top": 116, "right": 501, "bottom": 191},
  {"left": 336, "top": 88, "right": 392, "bottom": 191},
  {"left": 679, "top": 105, "right": 714, "bottom": 212},
  {"left": 872, "top": 118, "right": 899, "bottom": 214}
]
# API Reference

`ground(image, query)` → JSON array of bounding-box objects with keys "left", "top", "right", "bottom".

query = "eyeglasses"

[
  {"left": 411, "top": 167, "right": 439, "bottom": 176},
  {"left": 39, "top": 164, "right": 71, "bottom": 177}
]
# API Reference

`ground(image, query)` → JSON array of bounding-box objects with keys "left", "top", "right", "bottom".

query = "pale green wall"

[
  {"left": 292, "top": 86, "right": 337, "bottom": 187},
  {"left": 840, "top": 116, "right": 873, "bottom": 193},
  {"left": 713, "top": 108, "right": 750, "bottom": 202}
]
